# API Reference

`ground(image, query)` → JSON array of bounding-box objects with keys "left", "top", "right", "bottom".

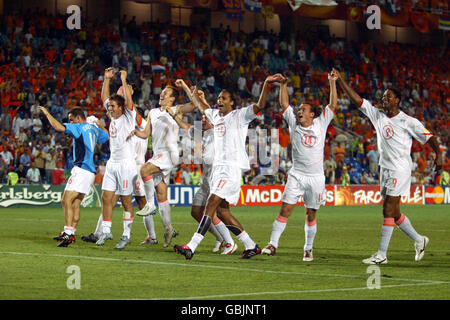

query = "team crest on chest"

[
  {"left": 301, "top": 134, "right": 317, "bottom": 148},
  {"left": 382, "top": 124, "right": 395, "bottom": 140},
  {"left": 215, "top": 123, "right": 226, "bottom": 137},
  {"left": 110, "top": 122, "right": 117, "bottom": 137}
]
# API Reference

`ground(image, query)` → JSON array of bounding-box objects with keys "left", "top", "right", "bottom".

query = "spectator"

[
  {"left": 325, "top": 164, "right": 335, "bottom": 184},
  {"left": 341, "top": 166, "right": 350, "bottom": 186},
  {"left": 334, "top": 142, "right": 346, "bottom": 166},
  {"left": 45, "top": 148, "right": 56, "bottom": 184},
  {"left": 26, "top": 162, "right": 42, "bottom": 184},
  {"left": 190, "top": 167, "right": 201, "bottom": 185},
  {"left": 367, "top": 145, "right": 379, "bottom": 175},
  {"left": 181, "top": 166, "right": 191, "bottom": 185},
  {"left": 7, "top": 170, "right": 18, "bottom": 185},
  {"left": 31, "top": 113, "right": 43, "bottom": 136},
  {"left": 33, "top": 145, "right": 46, "bottom": 181},
  {"left": 16, "top": 163, "right": 27, "bottom": 184}
]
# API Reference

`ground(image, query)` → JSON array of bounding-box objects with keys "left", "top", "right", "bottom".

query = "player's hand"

[
  {"left": 127, "top": 129, "right": 137, "bottom": 140},
  {"left": 39, "top": 106, "right": 48, "bottom": 115},
  {"left": 174, "top": 79, "right": 186, "bottom": 88},
  {"left": 104, "top": 67, "right": 115, "bottom": 79},
  {"left": 328, "top": 71, "right": 338, "bottom": 82},
  {"left": 331, "top": 68, "right": 341, "bottom": 80}
]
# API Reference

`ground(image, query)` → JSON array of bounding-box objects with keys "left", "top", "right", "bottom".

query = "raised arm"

[
  {"left": 166, "top": 104, "right": 192, "bottom": 131},
  {"left": 278, "top": 74, "right": 289, "bottom": 112},
  {"left": 120, "top": 70, "right": 134, "bottom": 112},
  {"left": 333, "top": 68, "right": 363, "bottom": 107},
  {"left": 254, "top": 74, "right": 282, "bottom": 114},
  {"left": 101, "top": 67, "right": 114, "bottom": 103},
  {"left": 39, "top": 106, "right": 66, "bottom": 132},
  {"left": 328, "top": 70, "right": 338, "bottom": 113},
  {"left": 174, "top": 79, "right": 197, "bottom": 115},
  {"left": 128, "top": 113, "right": 152, "bottom": 140},
  {"left": 191, "top": 87, "right": 211, "bottom": 115}
]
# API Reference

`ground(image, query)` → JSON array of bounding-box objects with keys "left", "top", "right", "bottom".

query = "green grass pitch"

[{"left": 0, "top": 205, "right": 449, "bottom": 300}]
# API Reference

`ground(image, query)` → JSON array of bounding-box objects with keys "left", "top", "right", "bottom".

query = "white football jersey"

[
  {"left": 149, "top": 107, "right": 179, "bottom": 155},
  {"left": 105, "top": 99, "right": 137, "bottom": 162},
  {"left": 359, "top": 99, "right": 432, "bottom": 172},
  {"left": 188, "top": 126, "right": 214, "bottom": 165},
  {"left": 205, "top": 105, "right": 257, "bottom": 170},
  {"left": 134, "top": 117, "right": 148, "bottom": 166},
  {"left": 283, "top": 105, "right": 335, "bottom": 176}
]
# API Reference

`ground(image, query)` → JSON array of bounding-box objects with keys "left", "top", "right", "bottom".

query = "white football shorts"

[
  {"left": 209, "top": 165, "right": 242, "bottom": 206},
  {"left": 102, "top": 159, "right": 138, "bottom": 196},
  {"left": 380, "top": 167, "right": 411, "bottom": 198},
  {"left": 65, "top": 166, "right": 95, "bottom": 195},
  {"left": 282, "top": 170, "right": 326, "bottom": 210},
  {"left": 147, "top": 151, "right": 176, "bottom": 186}
]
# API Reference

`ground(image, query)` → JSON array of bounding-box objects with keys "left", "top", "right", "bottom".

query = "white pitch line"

[
  {"left": 1, "top": 251, "right": 448, "bottom": 285},
  {"left": 152, "top": 281, "right": 449, "bottom": 300}
]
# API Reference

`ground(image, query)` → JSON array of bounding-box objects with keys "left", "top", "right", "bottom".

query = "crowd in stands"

[{"left": 0, "top": 8, "right": 449, "bottom": 187}]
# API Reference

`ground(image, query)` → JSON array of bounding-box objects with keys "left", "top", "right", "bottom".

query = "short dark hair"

[
  {"left": 68, "top": 107, "right": 86, "bottom": 120},
  {"left": 166, "top": 85, "right": 179, "bottom": 103},
  {"left": 219, "top": 89, "right": 236, "bottom": 104},
  {"left": 109, "top": 93, "right": 125, "bottom": 108},
  {"left": 301, "top": 101, "right": 322, "bottom": 118},
  {"left": 387, "top": 87, "right": 402, "bottom": 104}
]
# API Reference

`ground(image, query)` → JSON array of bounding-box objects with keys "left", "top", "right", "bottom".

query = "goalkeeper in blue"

[{"left": 40, "top": 106, "right": 109, "bottom": 247}]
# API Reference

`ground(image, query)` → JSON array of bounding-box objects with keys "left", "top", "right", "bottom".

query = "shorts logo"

[
  {"left": 382, "top": 124, "right": 394, "bottom": 140},
  {"left": 301, "top": 134, "right": 317, "bottom": 148},
  {"left": 215, "top": 123, "right": 226, "bottom": 137}
]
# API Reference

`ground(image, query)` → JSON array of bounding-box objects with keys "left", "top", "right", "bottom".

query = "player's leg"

[
  {"left": 216, "top": 200, "right": 260, "bottom": 258},
  {"left": 175, "top": 193, "right": 223, "bottom": 259},
  {"left": 137, "top": 162, "right": 161, "bottom": 216},
  {"left": 136, "top": 195, "right": 157, "bottom": 244},
  {"left": 262, "top": 202, "right": 296, "bottom": 256},
  {"left": 303, "top": 207, "right": 317, "bottom": 262},
  {"left": 57, "top": 190, "right": 79, "bottom": 242},
  {"left": 262, "top": 172, "right": 301, "bottom": 256},
  {"left": 192, "top": 186, "right": 227, "bottom": 252},
  {"left": 70, "top": 192, "right": 85, "bottom": 230},
  {"left": 115, "top": 194, "right": 134, "bottom": 250},
  {"left": 155, "top": 180, "right": 178, "bottom": 247},
  {"left": 96, "top": 189, "right": 116, "bottom": 245},
  {"left": 391, "top": 173, "right": 429, "bottom": 261}
]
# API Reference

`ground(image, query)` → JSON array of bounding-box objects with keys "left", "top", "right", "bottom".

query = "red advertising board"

[{"left": 235, "top": 185, "right": 424, "bottom": 206}]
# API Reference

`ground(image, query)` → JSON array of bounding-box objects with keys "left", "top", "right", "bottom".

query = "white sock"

[
  {"left": 213, "top": 219, "right": 233, "bottom": 244},
  {"left": 102, "top": 220, "right": 112, "bottom": 234},
  {"left": 396, "top": 214, "right": 423, "bottom": 243},
  {"left": 187, "top": 232, "right": 204, "bottom": 253},
  {"left": 143, "top": 176, "right": 155, "bottom": 206},
  {"left": 94, "top": 214, "right": 103, "bottom": 237},
  {"left": 64, "top": 226, "right": 74, "bottom": 236},
  {"left": 237, "top": 231, "right": 256, "bottom": 250},
  {"left": 304, "top": 221, "right": 317, "bottom": 251},
  {"left": 158, "top": 200, "right": 171, "bottom": 229},
  {"left": 143, "top": 215, "right": 156, "bottom": 239},
  {"left": 378, "top": 218, "right": 395, "bottom": 258},
  {"left": 123, "top": 219, "right": 134, "bottom": 238},
  {"left": 269, "top": 215, "right": 288, "bottom": 248}
]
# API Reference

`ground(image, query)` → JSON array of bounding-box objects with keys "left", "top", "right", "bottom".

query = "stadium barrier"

[{"left": 1, "top": 184, "right": 448, "bottom": 208}]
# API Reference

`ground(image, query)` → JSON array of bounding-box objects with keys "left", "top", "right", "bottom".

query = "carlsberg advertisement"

[{"left": 0, "top": 185, "right": 102, "bottom": 208}]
